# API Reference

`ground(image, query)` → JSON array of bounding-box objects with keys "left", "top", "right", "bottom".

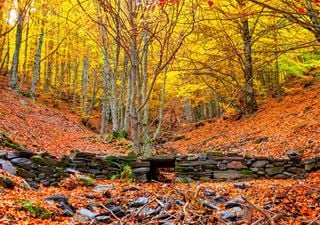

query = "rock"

[
  {"left": 273, "top": 174, "right": 287, "bottom": 179},
  {"left": 203, "top": 201, "right": 221, "bottom": 210},
  {"left": 136, "top": 174, "right": 148, "bottom": 183},
  {"left": 225, "top": 197, "right": 245, "bottom": 208},
  {"left": 227, "top": 161, "right": 246, "bottom": 169},
  {"left": 94, "top": 185, "right": 114, "bottom": 192},
  {"left": 287, "top": 167, "right": 305, "bottom": 174},
  {"left": 7, "top": 152, "right": 18, "bottom": 160},
  {"left": 251, "top": 160, "right": 269, "bottom": 168},
  {"left": 0, "top": 150, "right": 6, "bottom": 158},
  {"left": 217, "top": 163, "right": 227, "bottom": 170},
  {"left": 287, "top": 150, "right": 300, "bottom": 161},
  {"left": 30, "top": 155, "right": 46, "bottom": 165},
  {"left": 164, "top": 222, "right": 176, "bottom": 225},
  {"left": 214, "top": 170, "right": 252, "bottom": 179},
  {"left": 213, "top": 195, "right": 227, "bottom": 204},
  {"left": 10, "top": 158, "right": 32, "bottom": 169},
  {"left": 105, "top": 205, "right": 126, "bottom": 218},
  {"left": 234, "top": 182, "right": 247, "bottom": 189},
  {"left": 41, "top": 180, "right": 50, "bottom": 186},
  {"left": 129, "top": 197, "right": 149, "bottom": 207},
  {"left": 58, "top": 201, "right": 74, "bottom": 217},
  {"left": 175, "top": 199, "right": 185, "bottom": 206},
  {"left": 77, "top": 208, "right": 96, "bottom": 219},
  {"left": 40, "top": 166, "right": 55, "bottom": 175},
  {"left": 64, "top": 168, "right": 79, "bottom": 174},
  {"left": 16, "top": 168, "right": 36, "bottom": 178},
  {"left": 17, "top": 149, "right": 35, "bottom": 158},
  {"left": 0, "top": 176, "right": 15, "bottom": 189},
  {"left": 95, "top": 215, "right": 110, "bottom": 222},
  {"left": 27, "top": 181, "right": 39, "bottom": 189},
  {"left": 45, "top": 194, "right": 68, "bottom": 203},
  {"left": 204, "top": 190, "right": 216, "bottom": 197},
  {"left": 0, "top": 159, "right": 16, "bottom": 174},
  {"left": 265, "top": 167, "right": 284, "bottom": 176},
  {"left": 305, "top": 163, "right": 316, "bottom": 171},
  {"left": 221, "top": 210, "right": 237, "bottom": 221},
  {"left": 132, "top": 167, "right": 149, "bottom": 174}
]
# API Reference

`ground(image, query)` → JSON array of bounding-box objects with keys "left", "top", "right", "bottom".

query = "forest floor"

[
  {"left": 1, "top": 75, "right": 320, "bottom": 224},
  {"left": 162, "top": 78, "right": 320, "bottom": 159}
]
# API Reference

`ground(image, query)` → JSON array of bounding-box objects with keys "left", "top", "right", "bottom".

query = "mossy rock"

[
  {"left": 207, "top": 151, "right": 225, "bottom": 157},
  {"left": 305, "top": 163, "right": 316, "bottom": 171},
  {"left": 30, "top": 156, "right": 46, "bottom": 165},
  {"left": 21, "top": 201, "right": 51, "bottom": 219},
  {"left": 16, "top": 168, "right": 36, "bottom": 178},
  {"left": 77, "top": 177, "right": 95, "bottom": 186},
  {"left": 239, "top": 169, "right": 254, "bottom": 175},
  {"left": 265, "top": 167, "right": 284, "bottom": 176},
  {"left": 0, "top": 176, "right": 15, "bottom": 189}
]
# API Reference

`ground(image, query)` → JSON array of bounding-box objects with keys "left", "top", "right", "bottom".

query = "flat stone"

[
  {"left": 10, "top": 158, "right": 32, "bottom": 168},
  {"left": 218, "top": 163, "right": 227, "bottom": 170},
  {"left": 225, "top": 197, "right": 245, "bottom": 208},
  {"left": 221, "top": 210, "right": 237, "bottom": 221},
  {"left": 129, "top": 197, "right": 149, "bottom": 207},
  {"left": 287, "top": 150, "right": 300, "bottom": 161},
  {"left": 0, "top": 159, "right": 16, "bottom": 175},
  {"left": 46, "top": 194, "right": 68, "bottom": 203},
  {"left": 251, "top": 160, "right": 269, "bottom": 168},
  {"left": 16, "top": 168, "right": 36, "bottom": 178},
  {"left": 95, "top": 215, "right": 110, "bottom": 222},
  {"left": 214, "top": 170, "right": 252, "bottom": 179},
  {"left": 133, "top": 167, "right": 149, "bottom": 174},
  {"left": 265, "top": 167, "right": 284, "bottom": 176},
  {"left": 77, "top": 208, "right": 96, "bottom": 219},
  {"left": 227, "top": 161, "right": 247, "bottom": 169},
  {"left": 94, "top": 185, "right": 115, "bottom": 192},
  {"left": 203, "top": 201, "right": 221, "bottom": 210},
  {"left": 287, "top": 167, "right": 305, "bottom": 174},
  {"left": 0, "top": 150, "right": 6, "bottom": 158},
  {"left": 305, "top": 163, "right": 316, "bottom": 171}
]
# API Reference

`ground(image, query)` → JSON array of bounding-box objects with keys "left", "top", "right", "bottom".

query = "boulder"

[
  {"left": 214, "top": 170, "right": 252, "bottom": 179},
  {"left": 251, "top": 160, "right": 269, "bottom": 168},
  {"left": 286, "top": 167, "right": 305, "bottom": 174},
  {"left": 0, "top": 159, "right": 16, "bottom": 175},
  {"left": 265, "top": 167, "right": 284, "bottom": 176},
  {"left": 227, "top": 161, "right": 247, "bottom": 169}
]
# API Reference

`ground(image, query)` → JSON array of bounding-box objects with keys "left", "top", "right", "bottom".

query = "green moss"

[
  {"left": 30, "top": 156, "right": 46, "bottom": 165},
  {"left": 21, "top": 201, "right": 51, "bottom": 219},
  {"left": 239, "top": 169, "right": 254, "bottom": 175},
  {"left": 77, "top": 177, "right": 95, "bottom": 186},
  {"left": 207, "top": 151, "right": 225, "bottom": 157},
  {"left": 120, "top": 165, "right": 135, "bottom": 183},
  {"left": 0, "top": 176, "right": 15, "bottom": 189}
]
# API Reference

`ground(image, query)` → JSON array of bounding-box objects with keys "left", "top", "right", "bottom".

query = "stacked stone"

[
  {"left": 0, "top": 149, "right": 152, "bottom": 188},
  {"left": 175, "top": 151, "right": 320, "bottom": 181}
]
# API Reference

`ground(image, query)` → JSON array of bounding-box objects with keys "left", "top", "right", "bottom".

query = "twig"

[
  {"left": 308, "top": 214, "right": 320, "bottom": 225},
  {"left": 99, "top": 203, "right": 121, "bottom": 222},
  {"left": 242, "top": 196, "right": 276, "bottom": 225}
]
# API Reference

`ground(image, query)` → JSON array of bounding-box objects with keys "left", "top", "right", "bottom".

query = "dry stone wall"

[
  {"left": 1, "top": 146, "right": 320, "bottom": 189},
  {"left": 175, "top": 152, "right": 320, "bottom": 181}
]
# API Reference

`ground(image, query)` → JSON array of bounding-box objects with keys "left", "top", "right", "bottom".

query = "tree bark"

[
  {"left": 30, "top": 28, "right": 45, "bottom": 99},
  {"left": 10, "top": 12, "right": 24, "bottom": 91},
  {"left": 241, "top": 18, "right": 258, "bottom": 114}
]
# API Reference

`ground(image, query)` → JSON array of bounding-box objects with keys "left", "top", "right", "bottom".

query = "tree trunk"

[
  {"left": 10, "top": 12, "right": 24, "bottom": 91},
  {"left": 241, "top": 18, "right": 257, "bottom": 114},
  {"left": 30, "top": 29, "right": 44, "bottom": 99},
  {"left": 81, "top": 56, "right": 89, "bottom": 114}
]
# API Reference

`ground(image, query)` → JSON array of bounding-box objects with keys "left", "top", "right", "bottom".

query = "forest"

[{"left": 0, "top": 0, "right": 320, "bottom": 224}]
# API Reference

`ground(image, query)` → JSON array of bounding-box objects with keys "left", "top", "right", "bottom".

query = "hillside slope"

[
  {"left": 0, "top": 76, "right": 127, "bottom": 156},
  {"left": 164, "top": 79, "right": 320, "bottom": 159}
]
